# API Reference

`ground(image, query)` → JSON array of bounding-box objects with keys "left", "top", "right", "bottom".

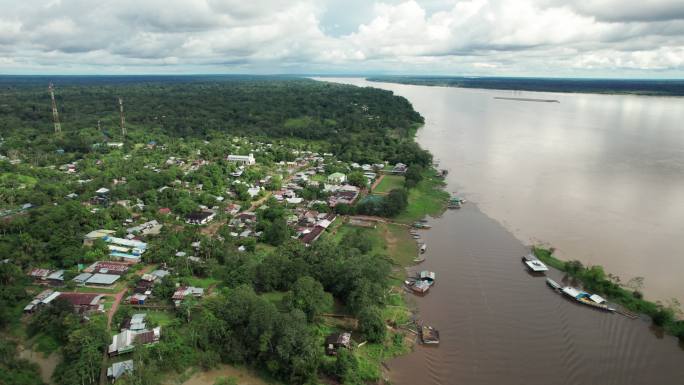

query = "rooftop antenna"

[
  {"left": 48, "top": 82, "right": 61, "bottom": 134},
  {"left": 118, "top": 97, "right": 126, "bottom": 137}
]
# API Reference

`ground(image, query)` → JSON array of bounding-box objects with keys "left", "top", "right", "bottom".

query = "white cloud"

[{"left": 0, "top": 0, "right": 682, "bottom": 76}]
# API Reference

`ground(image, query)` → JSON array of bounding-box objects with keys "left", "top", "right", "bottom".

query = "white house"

[{"left": 227, "top": 153, "right": 256, "bottom": 166}]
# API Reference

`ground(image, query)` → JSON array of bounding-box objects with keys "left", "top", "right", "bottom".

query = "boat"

[
  {"left": 546, "top": 277, "right": 561, "bottom": 290},
  {"left": 418, "top": 270, "right": 436, "bottom": 285},
  {"left": 419, "top": 325, "right": 440, "bottom": 344},
  {"left": 412, "top": 222, "right": 432, "bottom": 229},
  {"left": 419, "top": 244, "right": 427, "bottom": 254},
  {"left": 522, "top": 253, "right": 549, "bottom": 273},
  {"left": 412, "top": 234, "right": 421, "bottom": 239},
  {"left": 448, "top": 195, "right": 465, "bottom": 209},
  {"left": 413, "top": 255, "right": 426, "bottom": 264},
  {"left": 405, "top": 279, "right": 431, "bottom": 294},
  {"left": 560, "top": 286, "right": 616, "bottom": 312}
]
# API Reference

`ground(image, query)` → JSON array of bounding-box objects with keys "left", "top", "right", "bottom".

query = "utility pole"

[
  {"left": 97, "top": 119, "right": 101, "bottom": 131},
  {"left": 48, "top": 82, "right": 61, "bottom": 134},
  {"left": 118, "top": 97, "right": 126, "bottom": 137}
]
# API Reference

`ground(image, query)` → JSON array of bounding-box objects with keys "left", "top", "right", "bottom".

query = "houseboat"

[
  {"left": 561, "top": 286, "right": 616, "bottom": 312},
  {"left": 419, "top": 325, "right": 440, "bottom": 344},
  {"left": 522, "top": 253, "right": 549, "bottom": 273},
  {"left": 547, "top": 278, "right": 615, "bottom": 312}
]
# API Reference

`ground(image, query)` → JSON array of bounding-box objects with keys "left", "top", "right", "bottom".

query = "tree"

[
  {"left": 283, "top": 276, "right": 332, "bottom": 321},
  {"left": 333, "top": 349, "right": 360, "bottom": 385},
  {"left": 358, "top": 306, "right": 386, "bottom": 343},
  {"left": 264, "top": 217, "right": 290, "bottom": 246},
  {"left": 404, "top": 164, "right": 423, "bottom": 188},
  {"left": 381, "top": 188, "right": 408, "bottom": 217},
  {"left": 347, "top": 171, "right": 367, "bottom": 189}
]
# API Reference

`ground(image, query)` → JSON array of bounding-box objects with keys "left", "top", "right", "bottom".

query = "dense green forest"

[{"left": 0, "top": 76, "right": 427, "bottom": 166}]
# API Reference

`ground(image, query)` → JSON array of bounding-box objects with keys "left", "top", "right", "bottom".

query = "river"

[{"left": 316, "top": 77, "right": 684, "bottom": 385}]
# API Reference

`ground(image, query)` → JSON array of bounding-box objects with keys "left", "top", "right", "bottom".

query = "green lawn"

[
  {"left": 384, "top": 223, "right": 418, "bottom": 267},
  {"left": 185, "top": 276, "right": 220, "bottom": 289},
  {"left": 373, "top": 175, "right": 405, "bottom": 194},
  {"left": 145, "top": 310, "right": 175, "bottom": 327},
  {"left": 394, "top": 169, "right": 449, "bottom": 224}
]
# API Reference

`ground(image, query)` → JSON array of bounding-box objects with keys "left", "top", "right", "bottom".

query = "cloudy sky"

[{"left": 0, "top": 0, "right": 683, "bottom": 77}]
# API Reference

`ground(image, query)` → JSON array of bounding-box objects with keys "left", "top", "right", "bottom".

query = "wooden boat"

[
  {"left": 412, "top": 222, "right": 432, "bottom": 229},
  {"left": 419, "top": 325, "right": 440, "bottom": 344},
  {"left": 412, "top": 234, "right": 421, "bottom": 239},
  {"left": 546, "top": 277, "right": 561, "bottom": 290},
  {"left": 405, "top": 279, "right": 431, "bottom": 294},
  {"left": 560, "top": 287, "right": 615, "bottom": 312},
  {"left": 413, "top": 255, "right": 426, "bottom": 264},
  {"left": 419, "top": 244, "right": 427, "bottom": 254}
]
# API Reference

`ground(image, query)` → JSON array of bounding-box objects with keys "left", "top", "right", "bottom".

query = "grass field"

[
  {"left": 184, "top": 276, "right": 220, "bottom": 289},
  {"left": 373, "top": 175, "right": 405, "bottom": 194},
  {"left": 394, "top": 169, "right": 449, "bottom": 224}
]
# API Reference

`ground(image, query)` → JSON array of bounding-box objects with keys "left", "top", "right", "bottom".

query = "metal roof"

[{"left": 86, "top": 273, "right": 120, "bottom": 285}]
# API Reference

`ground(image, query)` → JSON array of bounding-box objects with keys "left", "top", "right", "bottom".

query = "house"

[
  {"left": 23, "top": 289, "right": 57, "bottom": 313},
  {"left": 224, "top": 203, "right": 241, "bottom": 215},
  {"left": 121, "top": 313, "right": 146, "bottom": 330},
  {"left": 59, "top": 292, "right": 105, "bottom": 313},
  {"left": 84, "top": 261, "right": 130, "bottom": 275},
  {"left": 108, "top": 327, "right": 161, "bottom": 356},
  {"left": 28, "top": 268, "right": 51, "bottom": 282},
  {"left": 300, "top": 226, "right": 325, "bottom": 245},
  {"left": 325, "top": 332, "right": 351, "bottom": 355},
  {"left": 107, "top": 360, "right": 134, "bottom": 381},
  {"left": 392, "top": 163, "right": 408, "bottom": 174},
  {"left": 247, "top": 187, "right": 261, "bottom": 198},
  {"left": 185, "top": 211, "right": 216, "bottom": 225},
  {"left": 107, "top": 360, "right": 134, "bottom": 380},
  {"left": 46, "top": 270, "right": 65, "bottom": 286},
  {"left": 158, "top": 207, "right": 171, "bottom": 215},
  {"left": 172, "top": 286, "right": 204, "bottom": 305},
  {"left": 73, "top": 272, "right": 93, "bottom": 284},
  {"left": 150, "top": 270, "right": 170, "bottom": 280},
  {"left": 126, "top": 220, "right": 162, "bottom": 236},
  {"left": 83, "top": 229, "right": 117, "bottom": 246},
  {"left": 86, "top": 273, "right": 120, "bottom": 286},
  {"left": 129, "top": 293, "right": 147, "bottom": 305},
  {"left": 226, "top": 153, "right": 256, "bottom": 166}
]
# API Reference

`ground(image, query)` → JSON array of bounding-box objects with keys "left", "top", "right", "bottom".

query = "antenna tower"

[
  {"left": 118, "top": 97, "right": 126, "bottom": 137},
  {"left": 48, "top": 82, "right": 61, "bottom": 133}
]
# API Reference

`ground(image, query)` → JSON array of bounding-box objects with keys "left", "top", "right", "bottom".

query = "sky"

[{"left": 0, "top": 0, "right": 683, "bottom": 77}]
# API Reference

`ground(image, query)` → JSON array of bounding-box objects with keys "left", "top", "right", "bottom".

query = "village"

[{"left": 8, "top": 133, "right": 440, "bottom": 383}]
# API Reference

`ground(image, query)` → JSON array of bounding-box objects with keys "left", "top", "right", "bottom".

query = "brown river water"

[{"left": 316, "top": 78, "right": 684, "bottom": 385}]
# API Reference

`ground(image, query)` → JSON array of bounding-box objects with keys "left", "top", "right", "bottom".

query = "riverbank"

[
  {"left": 534, "top": 247, "right": 684, "bottom": 340},
  {"left": 319, "top": 76, "right": 684, "bottom": 385}
]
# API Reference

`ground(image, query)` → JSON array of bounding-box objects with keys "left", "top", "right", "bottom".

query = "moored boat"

[
  {"left": 560, "top": 286, "right": 615, "bottom": 312},
  {"left": 522, "top": 253, "right": 549, "bottom": 273},
  {"left": 546, "top": 277, "right": 561, "bottom": 290},
  {"left": 448, "top": 195, "right": 465, "bottom": 209},
  {"left": 419, "top": 243, "right": 427, "bottom": 253},
  {"left": 419, "top": 325, "right": 440, "bottom": 344}
]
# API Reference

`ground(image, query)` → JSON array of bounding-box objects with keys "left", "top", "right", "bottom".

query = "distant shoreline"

[{"left": 364, "top": 76, "right": 684, "bottom": 97}]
